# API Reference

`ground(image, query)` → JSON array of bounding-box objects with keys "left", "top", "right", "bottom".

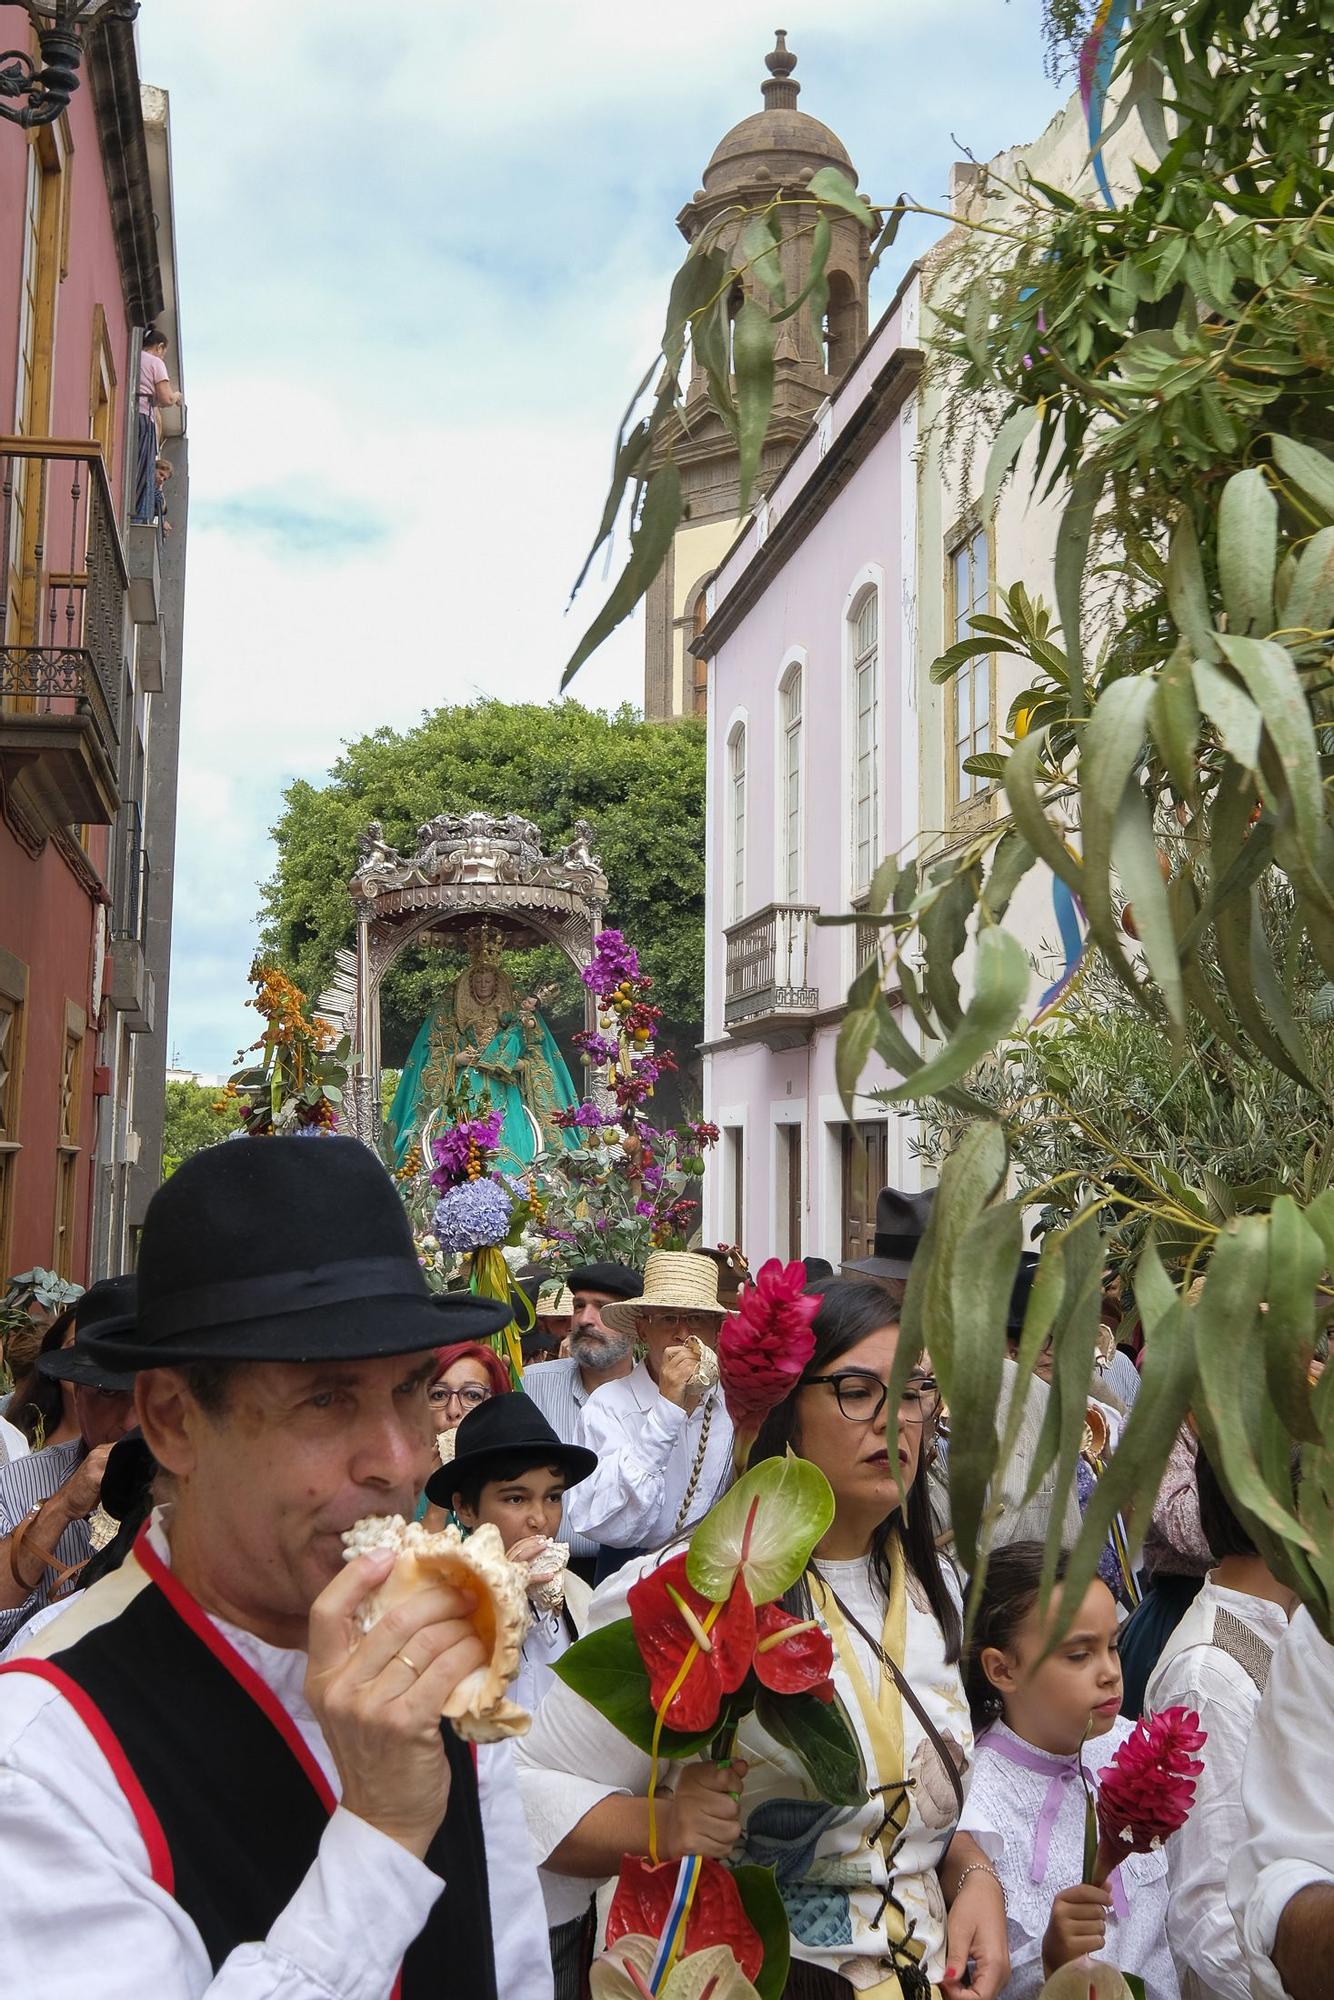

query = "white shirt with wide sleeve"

[
  {"left": 1145, "top": 1573, "right": 1290, "bottom": 2000},
  {"left": 565, "top": 1361, "right": 733, "bottom": 1553},
  {"left": 0, "top": 1512, "right": 553, "bottom": 2000},
  {"left": 1228, "top": 1607, "right": 1334, "bottom": 2000}
]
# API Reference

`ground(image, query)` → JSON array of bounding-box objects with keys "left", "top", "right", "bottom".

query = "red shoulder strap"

[{"left": 0, "top": 1656, "right": 174, "bottom": 1893}]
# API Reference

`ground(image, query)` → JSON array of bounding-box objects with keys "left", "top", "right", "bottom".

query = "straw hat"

[
  {"left": 537, "top": 1282, "right": 574, "bottom": 1317},
  {"left": 599, "top": 1251, "right": 726, "bottom": 1335}
]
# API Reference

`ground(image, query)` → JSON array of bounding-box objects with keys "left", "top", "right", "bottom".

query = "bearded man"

[
  {"left": 522, "top": 1261, "right": 642, "bottom": 1586},
  {"left": 0, "top": 1137, "right": 552, "bottom": 1998}
]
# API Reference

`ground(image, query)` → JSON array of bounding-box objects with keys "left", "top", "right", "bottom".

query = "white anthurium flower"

[{"left": 589, "top": 1936, "right": 761, "bottom": 2000}]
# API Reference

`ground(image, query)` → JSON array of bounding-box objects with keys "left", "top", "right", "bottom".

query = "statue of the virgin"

[{"left": 385, "top": 922, "right": 582, "bottom": 1173}]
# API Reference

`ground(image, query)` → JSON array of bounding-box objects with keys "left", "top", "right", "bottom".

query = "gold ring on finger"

[{"left": 397, "top": 1651, "right": 422, "bottom": 1675}]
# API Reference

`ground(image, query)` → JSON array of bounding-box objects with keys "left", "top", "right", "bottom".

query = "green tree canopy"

[
  {"left": 163, "top": 1078, "right": 239, "bottom": 1177},
  {"left": 259, "top": 700, "right": 706, "bottom": 1085}
]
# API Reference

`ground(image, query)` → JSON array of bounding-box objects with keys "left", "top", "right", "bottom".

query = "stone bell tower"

[{"left": 643, "top": 31, "right": 871, "bottom": 722}]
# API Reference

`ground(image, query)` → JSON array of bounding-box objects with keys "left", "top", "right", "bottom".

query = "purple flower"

[
  {"left": 573, "top": 1032, "right": 619, "bottom": 1064},
  {"left": 594, "top": 1216, "right": 609, "bottom": 1233},
  {"left": 640, "top": 1161, "right": 664, "bottom": 1190},
  {"left": 581, "top": 928, "right": 641, "bottom": 995},
  {"left": 634, "top": 1199, "right": 656, "bottom": 1217},
  {"left": 431, "top": 1176, "right": 514, "bottom": 1252}
]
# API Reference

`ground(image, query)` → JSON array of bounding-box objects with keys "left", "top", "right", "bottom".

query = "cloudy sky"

[{"left": 135, "top": 1, "right": 1065, "bottom": 1077}]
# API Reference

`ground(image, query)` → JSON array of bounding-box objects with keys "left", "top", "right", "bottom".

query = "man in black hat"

[
  {"left": 0, "top": 1137, "right": 551, "bottom": 1999},
  {"left": 841, "top": 1185, "right": 936, "bottom": 1288},
  {"left": 0, "top": 1276, "right": 138, "bottom": 1650},
  {"left": 523, "top": 1260, "right": 642, "bottom": 1585}
]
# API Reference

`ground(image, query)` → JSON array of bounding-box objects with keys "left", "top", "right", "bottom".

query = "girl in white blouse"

[
  {"left": 960, "top": 1543, "right": 1179, "bottom": 1999},
  {"left": 515, "top": 1279, "right": 1010, "bottom": 1999}
]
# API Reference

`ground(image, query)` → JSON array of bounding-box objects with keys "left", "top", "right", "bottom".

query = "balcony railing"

[
  {"left": 724, "top": 902, "right": 821, "bottom": 1036},
  {"left": 0, "top": 438, "right": 127, "bottom": 829}
]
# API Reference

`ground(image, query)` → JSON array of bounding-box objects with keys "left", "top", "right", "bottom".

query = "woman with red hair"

[{"left": 421, "top": 1342, "right": 512, "bottom": 1528}]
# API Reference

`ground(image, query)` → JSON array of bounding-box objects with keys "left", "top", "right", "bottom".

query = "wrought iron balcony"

[
  {"left": 724, "top": 902, "right": 821, "bottom": 1045},
  {"left": 0, "top": 436, "right": 126, "bottom": 837}
]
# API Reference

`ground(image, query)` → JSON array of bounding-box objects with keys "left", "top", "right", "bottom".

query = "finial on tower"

[{"left": 762, "top": 29, "right": 800, "bottom": 110}]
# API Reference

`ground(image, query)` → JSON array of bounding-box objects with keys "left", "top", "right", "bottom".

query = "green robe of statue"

[{"left": 386, "top": 965, "right": 582, "bottom": 1175}]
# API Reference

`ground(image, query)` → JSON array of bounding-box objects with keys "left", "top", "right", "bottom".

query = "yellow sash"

[{"left": 809, "top": 1550, "right": 935, "bottom": 2000}]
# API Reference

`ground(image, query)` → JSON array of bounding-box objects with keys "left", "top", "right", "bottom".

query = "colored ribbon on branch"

[
  {"left": 468, "top": 1245, "right": 530, "bottom": 1386},
  {"left": 1033, "top": 873, "right": 1090, "bottom": 1023},
  {"left": 1080, "top": 0, "right": 1132, "bottom": 207}
]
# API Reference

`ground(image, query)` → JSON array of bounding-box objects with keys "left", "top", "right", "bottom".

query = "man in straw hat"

[
  {"left": 0, "top": 1136, "right": 552, "bottom": 1999},
  {"left": 0, "top": 1275, "right": 139, "bottom": 1650},
  {"left": 566, "top": 1250, "right": 732, "bottom": 1583}
]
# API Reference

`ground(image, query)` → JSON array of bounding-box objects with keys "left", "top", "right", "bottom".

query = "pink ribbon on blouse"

[{"left": 981, "top": 1727, "right": 1129, "bottom": 1919}]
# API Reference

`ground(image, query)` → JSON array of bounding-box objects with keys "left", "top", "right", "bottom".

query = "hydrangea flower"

[{"left": 431, "top": 1175, "right": 514, "bottom": 1252}]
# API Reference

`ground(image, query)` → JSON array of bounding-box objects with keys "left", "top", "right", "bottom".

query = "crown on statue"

[{"left": 467, "top": 921, "right": 506, "bottom": 971}]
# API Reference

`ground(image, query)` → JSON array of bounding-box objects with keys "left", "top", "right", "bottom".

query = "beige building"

[{"left": 644, "top": 35, "right": 871, "bottom": 723}]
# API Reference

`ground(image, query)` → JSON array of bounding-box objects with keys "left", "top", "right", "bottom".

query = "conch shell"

[
  {"left": 684, "top": 1333, "right": 720, "bottom": 1396},
  {"left": 516, "top": 1536, "right": 569, "bottom": 1615},
  {"left": 341, "top": 1515, "right": 530, "bottom": 1742}
]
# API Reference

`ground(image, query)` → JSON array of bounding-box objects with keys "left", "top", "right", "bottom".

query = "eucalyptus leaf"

[
  {"left": 1054, "top": 462, "right": 1103, "bottom": 716},
  {"left": 1272, "top": 435, "right": 1334, "bottom": 520},
  {"left": 946, "top": 1201, "right": 1023, "bottom": 1574},
  {"left": 982, "top": 404, "right": 1041, "bottom": 519},
  {"left": 878, "top": 930, "right": 1031, "bottom": 1105},
  {"left": 1217, "top": 467, "right": 1277, "bottom": 636},
  {"left": 733, "top": 299, "right": 776, "bottom": 517},
  {"left": 562, "top": 460, "right": 682, "bottom": 688}
]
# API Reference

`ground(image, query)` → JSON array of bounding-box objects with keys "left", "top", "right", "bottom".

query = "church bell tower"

[{"left": 643, "top": 32, "right": 870, "bottom": 723}]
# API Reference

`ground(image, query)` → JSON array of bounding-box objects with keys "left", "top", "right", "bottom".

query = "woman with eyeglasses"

[
  {"left": 419, "top": 1341, "right": 512, "bottom": 1528},
  {"left": 516, "top": 1279, "right": 1009, "bottom": 2000}
]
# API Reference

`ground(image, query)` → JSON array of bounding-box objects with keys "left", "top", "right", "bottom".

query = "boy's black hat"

[{"left": 427, "top": 1390, "right": 597, "bottom": 1506}]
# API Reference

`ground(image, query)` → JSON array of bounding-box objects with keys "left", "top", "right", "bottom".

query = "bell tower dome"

[{"left": 644, "top": 32, "right": 870, "bottom": 721}]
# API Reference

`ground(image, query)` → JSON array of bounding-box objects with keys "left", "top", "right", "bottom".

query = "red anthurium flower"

[
  {"left": 1093, "top": 1705, "right": 1206, "bottom": 1883},
  {"left": 608, "top": 1856, "right": 764, "bottom": 1984},
  {"left": 719, "top": 1258, "right": 821, "bottom": 1437},
  {"left": 752, "top": 1602, "right": 836, "bottom": 1700},
  {"left": 628, "top": 1551, "right": 756, "bottom": 1733}
]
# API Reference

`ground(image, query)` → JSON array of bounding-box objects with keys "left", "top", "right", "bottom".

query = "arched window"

[
  {"left": 850, "top": 590, "right": 879, "bottom": 898},
  {"left": 691, "top": 582, "right": 711, "bottom": 717},
  {"left": 823, "top": 269, "right": 861, "bottom": 381},
  {"left": 728, "top": 721, "right": 747, "bottom": 923},
  {"left": 779, "top": 661, "right": 803, "bottom": 900}
]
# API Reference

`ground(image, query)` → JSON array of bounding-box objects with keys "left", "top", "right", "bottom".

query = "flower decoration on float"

[
  {"left": 228, "top": 961, "right": 351, "bottom": 1138},
  {"left": 575, "top": 929, "right": 678, "bottom": 1126},
  {"left": 557, "top": 1452, "right": 864, "bottom": 1998}
]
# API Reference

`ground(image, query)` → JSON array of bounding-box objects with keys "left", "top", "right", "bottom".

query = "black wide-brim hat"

[
  {"left": 1006, "top": 1249, "right": 1043, "bottom": 1336},
  {"left": 566, "top": 1261, "right": 643, "bottom": 1301},
  {"left": 842, "top": 1186, "right": 937, "bottom": 1280},
  {"left": 37, "top": 1275, "right": 138, "bottom": 1393},
  {"left": 80, "top": 1136, "right": 511, "bottom": 1371},
  {"left": 426, "top": 1387, "right": 598, "bottom": 1506}
]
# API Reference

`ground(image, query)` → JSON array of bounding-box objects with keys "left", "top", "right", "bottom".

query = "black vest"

[{"left": 32, "top": 1572, "right": 497, "bottom": 1999}]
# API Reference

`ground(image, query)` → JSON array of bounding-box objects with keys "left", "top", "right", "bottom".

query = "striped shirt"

[
  {"left": 521, "top": 1358, "right": 597, "bottom": 1560},
  {"left": 0, "top": 1439, "right": 88, "bottom": 1648}
]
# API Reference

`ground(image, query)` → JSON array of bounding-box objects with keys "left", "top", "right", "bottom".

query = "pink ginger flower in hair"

[
  {"left": 718, "top": 1258, "right": 820, "bottom": 1454},
  {"left": 1091, "top": 1705, "right": 1206, "bottom": 1884}
]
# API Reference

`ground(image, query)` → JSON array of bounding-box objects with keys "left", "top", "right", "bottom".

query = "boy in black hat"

[
  {"left": 431, "top": 1396, "right": 596, "bottom": 1715},
  {"left": 0, "top": 1137, "right": 552, "bottom": 1999},
  {"left": 433, "top": 1397, "right": 596, "bottom": 2000}
]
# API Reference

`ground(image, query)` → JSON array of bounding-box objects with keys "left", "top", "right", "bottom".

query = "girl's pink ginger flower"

[{"left": 1093, "top": 1705, "right": 1206, "bottom": 1883}]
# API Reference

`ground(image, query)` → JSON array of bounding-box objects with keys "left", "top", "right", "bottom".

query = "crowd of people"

[{"left": 0, "top": 1138, "right": 1329, "bottom": 2000}]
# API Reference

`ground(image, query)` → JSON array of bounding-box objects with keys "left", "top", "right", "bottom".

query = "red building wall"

[{"left": 1, "top": 64, "right": 137, "bottom": 1283}]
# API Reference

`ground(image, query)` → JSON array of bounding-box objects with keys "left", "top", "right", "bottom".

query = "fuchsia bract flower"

[
  {"left": 1095, "top": 1705, "right": 1206, "bottom": 1872},
  {"left": 719, "top": 1258, "right": 821, "bottom": 1437}
]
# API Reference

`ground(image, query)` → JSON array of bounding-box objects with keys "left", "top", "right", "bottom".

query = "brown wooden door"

[
  {"left": 782, "top": 1123, "right": 802, "bottom": 1261},
  {"left": 841, "top": 1121, "right": 887, "bottom": 1263}
]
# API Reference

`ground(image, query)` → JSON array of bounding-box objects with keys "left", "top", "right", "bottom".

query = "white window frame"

[
  {"left": 775, "top": 651, "right": 805, "bottom": 903},
  {"left": 727, "top": 719, "right": 747, "bottom": 924},
  {"left": 947, "top": 521, "right": 995, "bottom": 815},
  {"left": 850, "top": 587, "right": 880, "bottom": 899}
]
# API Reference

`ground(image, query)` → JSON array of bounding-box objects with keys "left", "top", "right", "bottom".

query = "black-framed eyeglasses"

[
  {"left": 804, "top": 1369, "right": 942, "bottom": 1427},
  {"left": 431, "top": 1383, "right": 490, "bottom": 1409}
]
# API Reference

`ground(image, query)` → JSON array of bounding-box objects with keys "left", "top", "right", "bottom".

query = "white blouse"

[
  {"left": 516, "top": 1546, "right": 974, "bottom": 1995},
  {"left": 961, "top": 1718, "right": 1179, "bottom": 2000}
]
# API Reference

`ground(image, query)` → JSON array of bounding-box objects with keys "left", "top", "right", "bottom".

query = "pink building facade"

[{"left": 698, "top": 277, "right": 926, "bottom": 1268}]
